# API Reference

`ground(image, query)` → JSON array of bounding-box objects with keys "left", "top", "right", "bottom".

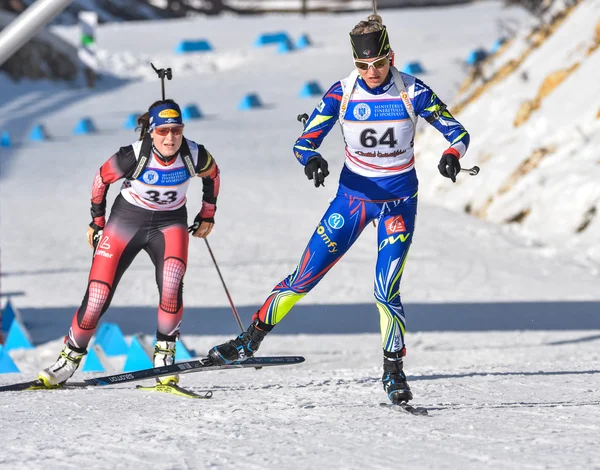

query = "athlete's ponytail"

[
  {"left": 367, "top": 14, "right": 383, "bottom": 25},
  {"left": 136, "top": 99, "right": 180, "bottom": 140}
]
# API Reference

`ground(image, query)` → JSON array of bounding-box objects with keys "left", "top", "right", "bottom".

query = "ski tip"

[
  {"left": 0, "top": 380, "right": 61, "bottom": 392},
  {"left": 380, "top": 402, "right": 429, "bottom": 416},
  {"left": 289, "top": 356, "right": 305, "bottom": 363},
  {"left": 239, "top": 355, "right": 306, "bottom": 366},
  {"left": 136, "top": 383, "right": 213, "bottom": 399}
]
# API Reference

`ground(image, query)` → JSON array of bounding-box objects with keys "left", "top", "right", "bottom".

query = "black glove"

[
  {"left": 89, "top": 222, "right": 103, "bottom": 249},
  {"left": 188, "top": 213, "right": 215, "bottom": 234},
  {"left": 437, "top": 152, "right": 461, "bottom": 183},
  {"left": 304, "top": 156, "right": 330, "bottom": 188}
]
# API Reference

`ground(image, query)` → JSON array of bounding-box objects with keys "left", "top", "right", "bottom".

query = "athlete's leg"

[
  {"left": 40, "top": 205, "right": 147, "bottom": 385},
  {"left": 375, "top": 197, "right": 418, "bottom": 403},
  {"left": 256, "top": 196, "right": 376, "bottom": 326},
  {"left": 208, "top": 196, "right": 377, "bottom": 365},
  {"left": 145, "top": 220, "right": 188, "bottom": 384},
  {"left": 146, "top": 221, "right": 189, "bottom": 340},
  {"left": 374, "top": 197, "right": 418, "bottom": 355},
  {"left": 67, "top": 218, "right": 145, "bottom": 350}
]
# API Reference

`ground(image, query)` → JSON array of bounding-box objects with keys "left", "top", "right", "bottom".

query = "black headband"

[{"left": 350, "top": 28, "right": 390, "bottom": 59}]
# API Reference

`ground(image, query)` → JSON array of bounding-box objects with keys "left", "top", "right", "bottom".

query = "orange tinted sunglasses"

[{"left": 153, "top": 126, "right": 184, "bottom": 136}]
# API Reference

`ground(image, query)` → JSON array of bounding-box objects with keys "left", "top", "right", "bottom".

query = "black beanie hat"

[{"left": 350, "top": 27, "right": 390, "bottom": 59}]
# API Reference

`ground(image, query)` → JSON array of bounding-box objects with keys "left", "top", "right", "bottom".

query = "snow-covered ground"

[
  {"left": 1, "top": 2, "right": 600, "bottom": 468},
  {"left": 2, "top": 331, "right": 600, "bottom": 469}
]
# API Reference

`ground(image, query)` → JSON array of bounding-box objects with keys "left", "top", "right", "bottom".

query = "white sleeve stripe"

[{"left": 451, "top": 141, "right": 467, "bottom": 158}]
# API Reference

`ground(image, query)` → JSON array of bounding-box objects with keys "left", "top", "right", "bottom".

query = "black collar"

[{"left": 152, "top": 145, "right": 179, "bottom": 164}]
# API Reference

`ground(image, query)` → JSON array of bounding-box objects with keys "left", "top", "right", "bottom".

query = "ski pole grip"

[{"left": 297, "top": 113, "right": 309, "bottom": 127}]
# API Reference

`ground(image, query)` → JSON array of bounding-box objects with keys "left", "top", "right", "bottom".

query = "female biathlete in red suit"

[{"left": 38, "top": 99, "right": 220, "bottom": 387}]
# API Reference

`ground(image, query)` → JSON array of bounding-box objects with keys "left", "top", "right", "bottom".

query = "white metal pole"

[{"left": 0, "top": 0, "right": 74, "bottom": 67}]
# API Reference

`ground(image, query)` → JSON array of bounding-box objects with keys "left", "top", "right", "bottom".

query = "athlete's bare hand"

[
  {"left": 87, "top": 226, "right": 95, "bottom": 248},
  {"left": 188, "top": 214, "right": 214, "bottom": 238},
  {"left": 88, "top": 224, "right": 103, "bottom": 249},
  {"left": 191, "top": 221, "right": 214, "bottom": 238}
]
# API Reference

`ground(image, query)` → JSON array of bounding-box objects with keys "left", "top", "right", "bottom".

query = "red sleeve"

[{"left": 90, "top": 146, "right": 137, "bottom": 227}]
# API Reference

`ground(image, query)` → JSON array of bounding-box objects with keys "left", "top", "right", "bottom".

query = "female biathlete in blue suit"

[{"left": 210, "top": 16, "right": 470, "bottom": 404}]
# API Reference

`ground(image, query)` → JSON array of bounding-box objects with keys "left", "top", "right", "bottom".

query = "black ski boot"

[
  {"left": 382, "top": 354, "right": 413, "bottom": 403},
  {"left": 208, "top": 318, "right": 273, "bottom": 365}
]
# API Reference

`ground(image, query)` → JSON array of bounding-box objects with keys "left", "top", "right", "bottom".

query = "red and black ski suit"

[{"left": 67, "top": 137, "right": 220, "bottom": 350}]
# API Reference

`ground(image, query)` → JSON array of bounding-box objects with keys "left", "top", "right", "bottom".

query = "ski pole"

[
  {"left": 371, "top": 0, "right": 379, "bottom": 18},
  {"left": 297, "top": 112, "right": 328, "bottom": 188},
  {"left": 145, "top": 63, "right": 173, "bottom": 139},
  {"left": 460, "top": 166, "right": 480, "bottom": 176},
  {"left": 151, "top": 62, "right": 173, "bottom": 101},
  {"left": 203, "top": 239, "right": 245, "bottom": 333},
  {"left": 202, "top": 239, "right": 262, "bottom": 369}
]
